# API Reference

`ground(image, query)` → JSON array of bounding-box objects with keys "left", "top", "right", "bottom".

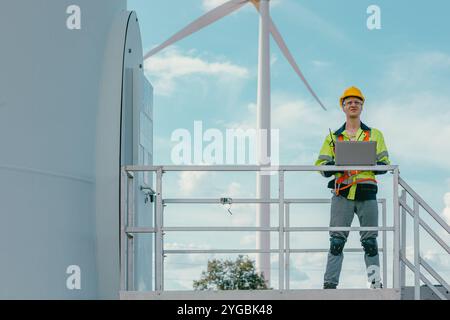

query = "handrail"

[
  {"left": 420, "top": 257, "right": 450, "bottom": 292},
  {"left": 399, "top": 198, "right": 450, "bottom": 253},
  {"left": 398, "top": 176, "right": 449, "bottom": 300},
  {"left": 124, "top": 164, "right": 396, "bottom": 172},
  {"left": 399, "top": 177, "right": 450, "bottom": 233},
  {"left": 163, "top": 248, "right": 386, "bottom": 254},
  {"left": 159, "top": 226, "right": 393, "bottom": 232},
  {"left": 402, "top": 257, "right": 447, "bottom": 300},
  {"left": 120, "top": 164, "right": 398, "bottom": 294}
]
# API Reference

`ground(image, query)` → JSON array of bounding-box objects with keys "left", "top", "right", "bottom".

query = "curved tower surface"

[{"left": 0, "top": 0, "right": 153, "bottom": 299}]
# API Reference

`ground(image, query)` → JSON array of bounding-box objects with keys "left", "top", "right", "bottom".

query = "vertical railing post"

[
  {"left": 127, "top": 170, "right": 135, "bottom": 291},
  {"left": 278, "top": 170, "right": 285, "bottom": 290},
  {"left": 120, "top": 167, "right": 127, "bottom": 291},
  {"left": 155, "top": 167, "right": 164, "bottom": 292},
  {"left": 382, "top": 199, "right": 388, "bottom": 288},
  {"left": 400, "top": 190, "right": 407, "bottom": 289},
  {"left": 414, "top": 199, "right": 421, "bottom": 300},
  {"left": 285, "top": 203, "right": 290, "bottom": 290},
  {"left": 393, "top": 167, "right": 401, "bottom": 289}
]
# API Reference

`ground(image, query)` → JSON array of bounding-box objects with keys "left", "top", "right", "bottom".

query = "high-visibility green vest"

[{"left": 315, "top": 122, "right": 390, "bottom": 200}]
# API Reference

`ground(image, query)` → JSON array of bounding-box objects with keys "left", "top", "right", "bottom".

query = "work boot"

[
  {"left": 323, "top": 282, "right": 337, "bottom": 289},
  {"left": 370, "top": 281, "right": 383, "bottom": 289}
]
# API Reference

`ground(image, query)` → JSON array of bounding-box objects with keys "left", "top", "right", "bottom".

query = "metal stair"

[{"left": 398, "top": 177, "right": 449, "bottom": 300}]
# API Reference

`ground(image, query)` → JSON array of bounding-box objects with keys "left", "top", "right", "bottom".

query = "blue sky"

[{"left": 128, "top": 0, "right": 450, "bottom": 290}]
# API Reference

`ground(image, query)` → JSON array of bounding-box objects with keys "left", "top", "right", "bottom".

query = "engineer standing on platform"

[{"left": 315, "top": 86, "right": 390, "bottom": 289}]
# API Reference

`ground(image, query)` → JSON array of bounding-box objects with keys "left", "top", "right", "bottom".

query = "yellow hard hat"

[{"left": 340, "top": 86, "right": 365, "bottom": 107}]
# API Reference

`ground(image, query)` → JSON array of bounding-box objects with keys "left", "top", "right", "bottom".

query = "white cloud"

[
  {"left": 226, "top": 181, "right": 242, "bottom": 197},
  {"left": 291, "top": 252, "right": 325, "bottom": 268},
  {"left": 364, "top": 51, "right": 450, "bottom": 171},
  {"left": 423, "top": 250, "right": 450, "bottom": 270},
  {"left": 144, "top": 47, "right": 249, "bottom": 96},
  {"left": 265, "top": 94, "right": 334, "bottom": 164},
  {"left": 202, "top": 0, "right": 283, "bottom": 12},
  {"left": 202, "top": 0, "right": 230, "bottom": 11},
  {"left": 370, "top": 99, "right": 450, "bottom": 170},
  {"left": 385, "top": 52, "right": 450, "bottom": 89},
  {"left": 270, "top": 54, "right": 278, "bottom": 66},
  {"left": 312, "top": 60, "right": 332, "bottom": 67},
  {"left": 366, "top": 93, "right": 450, "bottom": 172},
  {"left": 422, "top": 249, "right": 450, "bottom": 285},
  {"left": 247, "top": 102, "right": 256, "bottom": 113},
  {"left": 164, "top": 243, "right": 212, "bottom": 272},
  {"left": 289, "top": 267, "right": 310, "bottom": 282},
  {"left": 442, "top": 192, "right": 450, "bottom": 224},
  {"left": 230, "top": 208, "right": 255, "bottom": 226},
  {"left": 398, "top": 246, "right": 449, "bottom": 288},
  {"left": 178, "top": 170, "right": 209, "bottom": 195},
  {"left": 220, "top": 98, "right": 324, "bottom": 166},
  {"left": 240, "top": 234, "right": 256, "bottom": 246},
  {"left": 272, "top": 98, "right": 323, "bottom": 130},
  {"left": 164, "top": 242, "right": 214, "bottom": 290},
  {"left": 153, "top": 135, "right": 175, "bottom": 163},
  {"left": 223, "top": 102, "right": 256, "bottom": 130},
  {"left": 220, "top": 94, "right": 332, "bottom": 165},
  {"left": 225, "top": 96, "right": 326, "bottom": 133}
]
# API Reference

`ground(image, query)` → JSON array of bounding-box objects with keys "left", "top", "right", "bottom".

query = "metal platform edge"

[{"left": 120, "top": 289, "right": 401, "bottom": 300}]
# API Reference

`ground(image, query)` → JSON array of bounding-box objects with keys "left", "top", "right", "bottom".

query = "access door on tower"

[{"left": 121, "top": 66, "right": 154, "bottom": 291}]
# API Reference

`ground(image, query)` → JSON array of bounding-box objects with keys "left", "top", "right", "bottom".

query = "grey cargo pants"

[{"left": 324, "top": 194, "right": 380, "bottom": 286}]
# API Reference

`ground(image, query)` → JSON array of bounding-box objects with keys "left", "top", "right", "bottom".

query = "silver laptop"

[{"left": 335, "top": 141, "right": 377, "bottom": 166}]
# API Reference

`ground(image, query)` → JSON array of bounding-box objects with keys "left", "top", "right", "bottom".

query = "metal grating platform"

[{"left": 120, "top": 289, "right": 401, "bottom": 300}]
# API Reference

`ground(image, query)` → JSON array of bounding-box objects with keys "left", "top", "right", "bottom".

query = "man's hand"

[
  {"left": 323, "top": 160, "right": 340, "bottom": 177},
  {"left": 374, "top": 161, "right": 388, "bottom": 175}
]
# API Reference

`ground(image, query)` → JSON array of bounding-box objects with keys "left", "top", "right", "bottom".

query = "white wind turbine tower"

[{"left": 144, "top": 0, "right": 326, "bottom": 285}]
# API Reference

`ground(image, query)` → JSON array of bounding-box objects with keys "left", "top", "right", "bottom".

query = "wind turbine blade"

[
  {"left": 250, "top": 0, "right": 326, "bottom": 110},
  {"left": 269, "top": 20, "right": 327, "bottom": 111},
  {"left": 144, "top": 0, "right": 249, "bottom": 60}
]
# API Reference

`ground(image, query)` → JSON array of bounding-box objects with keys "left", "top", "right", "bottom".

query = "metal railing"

[
  {"left": 398, "top": 178, "right": 450, "bottom": 300},
  {"left": 120, "top": 165, "right": 413, "bottom": 295},
  {"left": 120, "top": 165, "right": 450, "bottom": 299}
]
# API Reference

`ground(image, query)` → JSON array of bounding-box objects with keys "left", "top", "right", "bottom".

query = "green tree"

[{"left": 193, "top": 255, "right": 269, "bottom": 290}]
